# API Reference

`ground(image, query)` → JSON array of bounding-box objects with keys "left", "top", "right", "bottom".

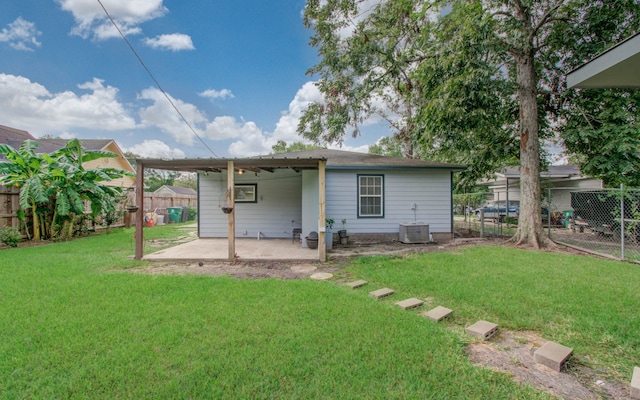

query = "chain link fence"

[
  {"left": 454, "top": 186, "right": 640, "bottom": 263},
  {"left": 549, "top": 186, "right": 640, "bottom": 262},
  {"left": 453, "top": 192, "right": 519, "bottom": 238}
]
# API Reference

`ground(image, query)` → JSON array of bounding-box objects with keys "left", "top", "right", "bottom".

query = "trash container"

[
  {"left": 168, "top": 207, "right": 183, "bottom": 223},
  {"left": 563, "top": 210, "right": 573, "bottom": 228}
]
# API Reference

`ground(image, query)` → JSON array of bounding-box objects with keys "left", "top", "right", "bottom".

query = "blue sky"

[{"left": 0, "top": 0, "right": 381, "bottom": 158}]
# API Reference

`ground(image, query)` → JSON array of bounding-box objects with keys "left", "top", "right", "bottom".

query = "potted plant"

[
  {"left": 338, "top": 218, "right": 347, "bottom": 238},
  {"left": 325, "top": 217, "right": 335, "bottom": 249}
]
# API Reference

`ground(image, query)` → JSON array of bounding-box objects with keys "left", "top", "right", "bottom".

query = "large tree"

[{"left": 300, "top": 0, "right": 637, "bottom": 247}]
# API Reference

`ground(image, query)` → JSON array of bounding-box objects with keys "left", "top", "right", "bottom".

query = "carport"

[{"left": 133, "top": 156, "right": 328, "bottom": 262}]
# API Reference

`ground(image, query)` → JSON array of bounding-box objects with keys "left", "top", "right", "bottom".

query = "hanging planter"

[
  {"left": 221, "top": 206, "right": 233, "bottom": 214},
  {"left": 126, "top": 205, "right": 139, "bottom": 213}
]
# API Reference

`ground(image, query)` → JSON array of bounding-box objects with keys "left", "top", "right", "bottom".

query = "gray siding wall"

[
  {"left": 199, "top": 170, "right": 302, "bottom": 238},
  {"left": 324, "top": 169, "right": 453, "bottom": 234}
]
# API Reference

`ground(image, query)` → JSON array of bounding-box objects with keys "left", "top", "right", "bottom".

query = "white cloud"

[
  {"left": 199, "top": 88, "right": 234, "bottom": 100},
  {"left": 125, "top": 139, "right": 185, "bottom": 159},
  {"left": 0, "top": 17, "right": 42, "bottom": 51},
  {"left": 227, "top": 81, "right": 322, "bottom": 156},
  {"left": 56, "top": 0, "right": 167, "bottom": 40},
  {"left": 0, "top": 73, "right": 137, "bottom": 134},
  {"left": 137, "top": 87, "right": 209, "bottom": 146},
  {"left": 143, "top": 33, "right": 194, "bottom": 51}
]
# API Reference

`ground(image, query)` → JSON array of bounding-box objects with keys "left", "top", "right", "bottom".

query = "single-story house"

[
  {"left": 153, "top": 185, "right": 197, "bottom": 196},
  {"left": 133, "top": 149, "right": 465, "bottom": 261},
  {"left": 36, "top": 138, "right": 136, "bottom": 188},
  {"left": 0, "top": 125, "right": 36, "bottom": 161},
  {"left": 567, "top": 32, "right": 640, "bottom": 88},
  {"left": 478, "top": 165, "right": 603, "bottom": 211}
]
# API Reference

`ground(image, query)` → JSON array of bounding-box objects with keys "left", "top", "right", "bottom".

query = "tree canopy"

[{"left": 300, "top": 0, "right": 639, "bottom": 247}]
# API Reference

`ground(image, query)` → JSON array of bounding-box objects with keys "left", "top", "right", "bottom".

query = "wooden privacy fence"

[
  {"left": 0, "top": 185, "right": 197, "bottom": 231},
  {"left": 142, "top": 193, "right": 197, "bottom": 211},
  {"left": 0, "top": 185, "right": 21, "bottom": 229}
]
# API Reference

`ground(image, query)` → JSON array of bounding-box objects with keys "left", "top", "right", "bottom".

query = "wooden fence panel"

[
  {"left": 0, "top": 185, "right": 197, "bottom": 233},
  {"left": 142, "top": 193, "right": 197, "bottom": 211},
  {"left": 0, "top": 185, "right": 21, "bottom": 230}
]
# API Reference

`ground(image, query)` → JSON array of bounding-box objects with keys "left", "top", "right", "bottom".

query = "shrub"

[
  {"left": 0, "top": 226, "right": 22, "bottom": 247},
  {"left": 187, "top": 207, "right": 198, "bottom": 221}
]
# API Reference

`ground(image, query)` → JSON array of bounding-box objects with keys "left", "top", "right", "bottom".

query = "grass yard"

[{"left": 1, "top": 225, "right": 638, "bottom": 399}]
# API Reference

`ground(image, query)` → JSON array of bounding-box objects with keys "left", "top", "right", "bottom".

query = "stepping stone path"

[
  {"left": 422, "top": 306, "right": 453, "bottom": 322},
  {"left": 310, "top": 272, "right": 333, "bottom": 280},
  {"left": 466, "top": 320, "right": 499, "bottom": 340},
  {"left": 534, "top": 341, "right": 573, "bottom": 372},
  {"left": 369, "top": 287, "right": 395, "bottom": 299},
  {"left": 346, "top": 280, "right": 368, "bottom": 289},
  {"left": 632, "top": 367, "right": 640, "bottom": 399},
  {"left": 396, "top": 298, "right": 424, "bottom": 310}
]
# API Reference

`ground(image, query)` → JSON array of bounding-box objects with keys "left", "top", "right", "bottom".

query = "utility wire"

[{"left": 96, "top": 0, "right": 219, "bottom": 158}]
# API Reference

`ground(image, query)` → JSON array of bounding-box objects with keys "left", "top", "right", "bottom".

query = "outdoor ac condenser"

[{"left": 399, "top": 223, "right": 430, "bottom": 244}]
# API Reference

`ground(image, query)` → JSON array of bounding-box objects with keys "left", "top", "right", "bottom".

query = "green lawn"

[{"left": 1, "top": 226, "right": 637, "bottom": 399}]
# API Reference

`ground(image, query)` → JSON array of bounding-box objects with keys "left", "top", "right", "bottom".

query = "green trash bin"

[
  {"left": 168, "top": 207, "right": 183, "bottom": 223},
  {"left": 563, "top": 210, "right": 573, "bottom": 228}
]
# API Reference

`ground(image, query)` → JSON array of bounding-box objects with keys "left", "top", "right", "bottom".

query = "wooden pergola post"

[
  {"left": 318, "top": 160, "right": 326, "bottom": 261},
  {"left": 227, "top": 161, "right": 235, "bottom": 261},
  {"left": 134, "top": 162, "right": 145, "bottom": 260}
]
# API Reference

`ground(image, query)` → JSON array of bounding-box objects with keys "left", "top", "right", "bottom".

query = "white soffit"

[{"left": 567, "top": 33, "right": 640, "bottom": 89}]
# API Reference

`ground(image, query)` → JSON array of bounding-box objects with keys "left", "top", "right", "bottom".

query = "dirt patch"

[
  {"left": 467, "top": 330, "right": 630, "bottom": 399},
  {"left": 132, "top": 260, "right": 341, "bottom": 280}
]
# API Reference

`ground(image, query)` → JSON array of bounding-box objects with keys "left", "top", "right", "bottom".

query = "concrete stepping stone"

[
  {"left": 310, "top": 272, "right": 333, "bottom": 280},
  {"left": 291, "top": 265, "right": 317, "bottom": 273},
  {"left": 346, "top": 280, "right": 368, "bottom": 289},
  {"left": 631, "top": 366, "right": 640, "bottom": 399},
  {"left": 534, "top": 341, "right": 573, "bottom": 372},
  {"left": 466, "top": 320, "right": 499, "bottom": 340},
  {"left": 369, "top": 287, "right": 395, "bottom": 299},
  {"left": 422, "top": 306, "right": 453, "bottom": 322},
  {"left": 396, "top": 298, "right": 424, "bottom": 310}
]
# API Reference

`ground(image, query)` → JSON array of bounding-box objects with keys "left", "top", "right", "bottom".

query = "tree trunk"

[
  {"left": 514, "top": 50, "right": 545, "bottom": 248},
  {"left": 31, "top": 203, "right": 41, "bottom": 241}
]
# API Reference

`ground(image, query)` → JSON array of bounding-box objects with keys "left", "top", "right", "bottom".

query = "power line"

[{"left": 96, "top": 0, "right": 219, "bottom": 158}]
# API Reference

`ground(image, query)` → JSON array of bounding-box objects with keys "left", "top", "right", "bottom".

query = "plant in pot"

[
  {"left": 325, "top": 217, "right": 335, "bottom": 249},
  {"left": 338, "top": 219, "right": 347, "bottom": 238},
  {"left": 338, "top": 218, "right": 349, "bottom": 245}
]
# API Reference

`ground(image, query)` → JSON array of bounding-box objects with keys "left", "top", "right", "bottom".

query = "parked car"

[{"left": 475, "top": 201, "right": 520, "bottom": 222}]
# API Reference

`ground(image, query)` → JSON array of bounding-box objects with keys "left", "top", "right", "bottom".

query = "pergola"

[{"left": 133, "top": 156, "right": 328, "bottom": 262}]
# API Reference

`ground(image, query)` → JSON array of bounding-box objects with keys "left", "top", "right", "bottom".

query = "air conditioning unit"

[{"left": 399, "top": 223, "right": 430, "bottom": 244}]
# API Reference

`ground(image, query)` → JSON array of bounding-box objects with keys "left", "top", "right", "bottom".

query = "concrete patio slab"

[
  {"left": 422, "top": 306, "right": 453, "bottom": 322},
  {"left": 534, "top": 341, "right": 573, "bottom": 372},
  {"left": 143, "top": 238, "right": 318, "bottom": 262}
]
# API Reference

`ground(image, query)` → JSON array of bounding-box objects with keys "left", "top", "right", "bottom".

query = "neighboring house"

[
  {"left": 567, "top": 32, "right": 640, "bottom": 88},
  {"left": 35, "top": 138, "right": 136, "bottom": 188},
  {"left": 0, "top": 125, "right": 36, "bottom": 161},
  {"left": 196, "top": 149, "right": 464, "bottom": 246},
  {"left": 153, "top": 185, "right": 197, "bottom": 196},
  {"left": 478, "top": 165, "right": 603, "bottom": 211}
]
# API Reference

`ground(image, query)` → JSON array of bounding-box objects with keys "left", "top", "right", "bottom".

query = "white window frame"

[{"left": 358, "top": 174, "right": 384, "bottom": 218}]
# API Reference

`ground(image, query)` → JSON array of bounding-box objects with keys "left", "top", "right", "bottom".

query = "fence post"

[
  {"left": 480, "top": 209, "right": 484, "bottom": 238},
  {"left": 621, "top": 184, "right": 625, "bottom": 261},
  {"left": 547, "top": 188, "right": 551, "bottom": 238}
]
